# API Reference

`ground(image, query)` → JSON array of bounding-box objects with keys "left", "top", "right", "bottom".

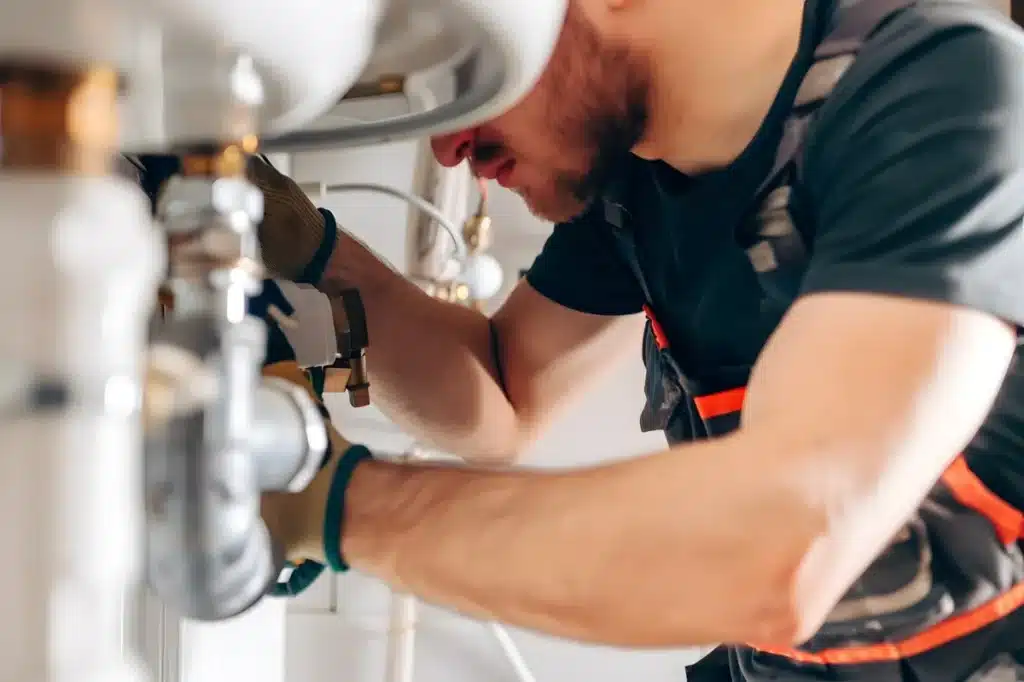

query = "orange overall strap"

[
  {"left": 643, "top": 304, "right": 670, "bottom": 351},
  {"left": 754, "top": 455, "right": 1024, "bottom": 665},
  {"left": 667, "top": 381, "right": 1024, "bottom": 663},
  {"left": 754, "top": 582, "right": 1024, "bottom": 664},
  {"left": 942, "top": 457, "right": 1024, "bottom": 545},
  {"left": 690, "top": 383, "right": 1024, "bottom": 663},
  {"left": 693, "top": 388, "right": 746, "bottom": 421}
]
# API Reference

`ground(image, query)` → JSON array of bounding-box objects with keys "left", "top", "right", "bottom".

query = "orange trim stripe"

[
  {"left": 693, "top": 387, "right": 746, "bottom": 420},
  {"left": 643, "top": 304, "right": 670, "bottom": 350},
  {"left": 941, "top": 457, "right": 1024, "bottom": 546},
  {"left": 753, "top": 581, "right": 1024, "bottom": 665},
  {"left": 755, "top": 455, "right": 1024, "bottom": 665},
  {"left": 680, "top": 388, "right": 1024, "bottom": 665}
]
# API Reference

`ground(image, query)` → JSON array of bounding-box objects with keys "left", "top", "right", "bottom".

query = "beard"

[
  {"left": 565, "top": 98, "right": 648, "bottom": 212},
  {"left": 535, "top": 2, "right": 651, "bottom": 222}
]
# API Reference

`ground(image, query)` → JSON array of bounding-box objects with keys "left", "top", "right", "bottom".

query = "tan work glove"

[
  {"left": 247, "top": 156, "right": 335, "bottom": 284},
  {"left": 260, "top": 360, "right": 354, "bottom": 565}
]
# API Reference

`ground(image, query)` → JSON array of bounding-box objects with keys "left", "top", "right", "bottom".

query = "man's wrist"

[
  {"left": 261, "top": 428, "right": 359, "bottom": 566},
  {"left": 317, "top": 227, "right": 358, "bottom": 293},
  {"left": 321, "top": 445, "right": 375, "bottom": 571},
  {"left": 317, "top": 223, "right": 405, "bottom": 300},
  {"left": 292, "top": 207, "right": 337, "bottom": 286},
  {"left": 337, "top": 457, "right": 391, "bottom": 575}
]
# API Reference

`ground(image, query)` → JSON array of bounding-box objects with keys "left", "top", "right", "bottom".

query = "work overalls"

[{"left": 602, "top": 0, "right": 1024, "bottom": 679}]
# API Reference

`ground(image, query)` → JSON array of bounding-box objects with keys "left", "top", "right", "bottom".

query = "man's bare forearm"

[
  {"left": 337, "top": 431, "right": 809, "bottom": 647},
  {"left": 321, "top": 231, "right": 522, "bottom": 461}
]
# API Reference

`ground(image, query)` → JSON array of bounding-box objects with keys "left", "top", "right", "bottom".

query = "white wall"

[{"left": 284, "top": 139, "right": 709, "bottom": 682}]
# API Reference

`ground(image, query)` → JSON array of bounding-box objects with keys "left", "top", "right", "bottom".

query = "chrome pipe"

[{"left": 144, "top": 169, "right": 328, "bottom": 621}]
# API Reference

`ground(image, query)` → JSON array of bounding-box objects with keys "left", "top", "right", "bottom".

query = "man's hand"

[
  {"left": 259, "top": 359, "right": 355, "bottom": 565},
  {"left": 247, "top": 156, "right": 332, "bottom": 283}
]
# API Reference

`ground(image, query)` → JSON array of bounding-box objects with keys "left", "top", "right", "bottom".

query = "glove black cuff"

[
  {"left": 323, "top": 444, "right": 374, "bottom": 572},
  {"left": 296, "top": 208, "right": 338, "bottom": 286}
]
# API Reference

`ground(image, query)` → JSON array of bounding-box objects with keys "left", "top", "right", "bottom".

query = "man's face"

[{"left": 430, "top": 2, "right": 650, "bottom": 223}]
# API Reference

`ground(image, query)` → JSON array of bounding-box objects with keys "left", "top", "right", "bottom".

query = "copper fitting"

[
  {"left": 179, "top": 136, "right": 259, "bottom": 178},
  {"left": 0, "top": 62, "right": 121, "bottom": 174}
]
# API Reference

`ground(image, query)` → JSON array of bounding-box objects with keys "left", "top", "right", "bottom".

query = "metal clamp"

[{"left": 329, "top": 288, "right": 371, "bottom": 407}]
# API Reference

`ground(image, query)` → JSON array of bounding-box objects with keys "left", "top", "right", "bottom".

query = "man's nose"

[{"left": 430, "top": 129, "right": 475, "bottom": 167}]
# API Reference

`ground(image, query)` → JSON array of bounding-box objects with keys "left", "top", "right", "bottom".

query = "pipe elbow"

[
  {"left": 146, "top": 514, "right": 282, "bottom": 622},
  {"left": 143, "top": 350, "right": 327, "bottom": 621}
]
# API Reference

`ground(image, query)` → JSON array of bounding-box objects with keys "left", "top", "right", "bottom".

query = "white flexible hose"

[
  {"left": 299, "top": 181, "right": 466, "bottom": 261},
  {"left": 490, "top": 623, "right": 538, "bottom": 682},
  {"left": 384, "top": 446, "right": 425, "bottom": 682}
]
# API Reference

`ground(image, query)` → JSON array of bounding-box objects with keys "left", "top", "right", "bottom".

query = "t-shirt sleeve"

[
  {"left": 525, "top": 210, "right": 645, "bottom": 316},
  {"left": 800, "top": 12, "right": 1024, "bottom": 328}
]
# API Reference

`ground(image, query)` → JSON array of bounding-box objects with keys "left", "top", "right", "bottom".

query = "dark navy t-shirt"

[{"left": 525, "top": 0, "right": 1024, "bottom": 503}]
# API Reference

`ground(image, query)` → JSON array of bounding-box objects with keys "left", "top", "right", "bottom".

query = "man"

[{"left": 254, "top": 0, "right": 1024, "bottom": 679}]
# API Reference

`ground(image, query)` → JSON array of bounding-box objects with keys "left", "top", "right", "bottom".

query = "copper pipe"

[
  {"left": 179, "top": 135, "right": 259, "bottom": 178},
  {"left": 0, "top": 62, "right": 120, "bottom": 174}
]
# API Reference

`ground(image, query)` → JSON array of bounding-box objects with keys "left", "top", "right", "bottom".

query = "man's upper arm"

[
  {"left": 800, "top": 9, "right": 1024, "bottom": 322},
  {"left": 493, "top": 213, "right": 646, "bottom": 444},
  {"left": 735, "top": 11, "right": 1024, "bottom": 630}
]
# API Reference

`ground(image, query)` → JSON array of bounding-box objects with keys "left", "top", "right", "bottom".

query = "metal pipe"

[
  {"left": 252, "top": 377, "right": 329, "bottom": 493},
  {"left": 145, "top": 164, "right": 277, "bottom": 622},
  {"left": 380, "top": 445, "right": 540, "bottom": 682},
  {"left": 0, "top": 61, "right": 160, "bottom": 682},
  {"left": 258, "top": 48, "right": 503, "bottom": 154},
  {"left": 144, "top": 148, "right": 328, "bottom": 622},
  {"left": 384, "top": 446, "right": 425, "bottom": 682},
  {"left": 384, "top": 594, "right": 418, "bottom": 682}
]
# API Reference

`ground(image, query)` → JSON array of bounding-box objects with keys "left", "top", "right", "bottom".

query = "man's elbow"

[
  {"left": 752, "top": 568, "right": 845, "bottom": 648},
  {"left": 732, "top": 492, "right": 833, "bottom": 647},
  {"left": 742, "top": 526, "right": 859, "bottom": 648},
  {"left": 732, "top": 552, "right": 814, "bottom": 647},
  {"left": 632, "top": 537, "right": 814, "bottom": 648}
]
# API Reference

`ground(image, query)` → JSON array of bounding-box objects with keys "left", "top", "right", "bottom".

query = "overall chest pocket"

[{"left": 638, "top": 315, "right": 751, "bottom": 445}]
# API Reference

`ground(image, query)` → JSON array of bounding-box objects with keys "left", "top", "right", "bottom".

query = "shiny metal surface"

[
  {"left": 253, "top": 377, "right": 329, "bottom": 493},
  {"left": 262, "top": 0, "right": 568, "bottom": 150},
  {"left": 1, "top": 0, "right": 383, "bottom": 150},
  {"left": 145, "top": 171, "right": 327, "bottom": 621},
  {"left": 146, "top": 173, "right": 274, "bottom": 621},
  {"left": 261, "top": 44, "right": 501, "bottom": 152}
]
